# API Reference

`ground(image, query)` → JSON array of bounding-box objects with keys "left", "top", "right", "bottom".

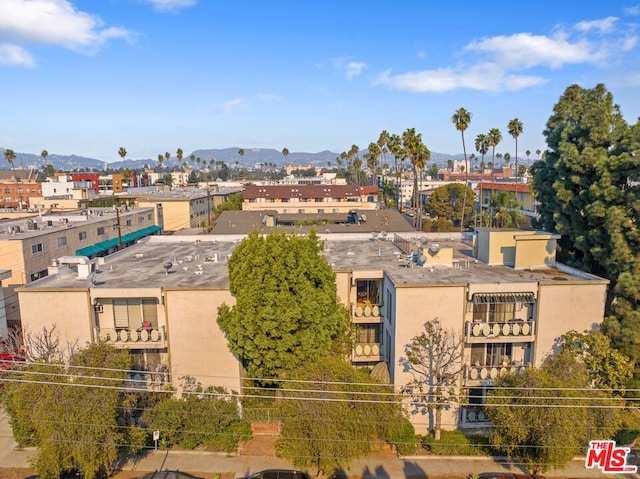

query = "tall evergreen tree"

[{"left": 217, "top": 231, "right": 349, "bottom": 380}]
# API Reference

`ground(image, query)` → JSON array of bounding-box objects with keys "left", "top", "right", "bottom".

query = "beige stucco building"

[
  {"left": 0, "top": 207, "right": 158, "bottom": 330},
  {"left": 16, "top": 229, "right": 608, "bottom": 432},
  {"left": 134, "top": 189, "right": 240, "bottom": 232},
  {"left": 242, "top": 185, "right": 379, "bottom": 214}
]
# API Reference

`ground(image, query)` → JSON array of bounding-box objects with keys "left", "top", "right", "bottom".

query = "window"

[
  {"left": 31, "top": 243, "right": 43, "bottom": 254},
  {"left": 357, "top": 280, "right": 380, "bottom": 305},
  {"left": 57, "top": 237, "right": 67, "bottom": 247},
  {"left": 356, "top": 324, "right": 380, "bottom": 344},
  {"left": 79, "top": 231, "right": 87, "bottom": 240},
  {"left": 97, "top": 226, "right": 105, "bottom": 235},
  {"left": 138, "top": 216, "right": 144, "bottom": 223},
  {"left": 30, "top": 269, "right": 48, "bottom": 282},
  {"left": 148, "top": 214, "right": 152, "bottom": 220},
  {"left": 473, "top": 302, "right": 516, "bottom": 323},
  {"left": 317, "top": 208, "right": 324, "bottom": 214},
  {"left": 126, "top": 219, "right": 132, "bottom": 226},
  {"left": 112, "top": 298, "right": 159, "bottom": 330}
]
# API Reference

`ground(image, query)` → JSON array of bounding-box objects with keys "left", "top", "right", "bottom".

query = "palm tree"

[
  {"left": 367, "top": 142, "right": 380, "bottom": 186},
  {"left": 165, "top": 151, "right": 171, "bottom": 167},
  {"left": 157, "top": 154, "right": 164, "bottom": 170},
  {"left": 536, "top": 148, "right": 541, "bottom": 160},
  {"left": 281, "top": 147, "right": 289, "bottom": 168},
  {"left": 447, "top": 159, "right": 453, "bottom": 173},
  {"left": 4, "top": 148, "right": 16, "bottom": 174},
  {"left": 176, "top": 148, "right": 184, "bottom": 169},
  {"left": 452, "top": 107, "right": 472, "bottom": 232},
  {"left": 118, "top": 147, "right": 127, "bottom": 170},
  {"left": 238, "top": 149, "right": 245, "bottom": 180},
  {"left": 487, "top": 128, "right": 502, "bottom": 177},
  {"left": 525, "top": 149, "right": 531, "bottom": 167},
  {"left": 507, "top": 118, "right": 523, "bottom": 192},
  {"left": 190, "top": 154, "right": 196, "bottom": 166},
  {"left": 401, "top": 128, "right": 426, "bottom": 230},
  {"left": 387, "top": 134, "right": 404, "bottom": 210},
  {"left": 474, "top": 134, "right": 489, "bottom": 228},
  {"left": 40, "top": 149, "right": 48, "bottom": 172}
]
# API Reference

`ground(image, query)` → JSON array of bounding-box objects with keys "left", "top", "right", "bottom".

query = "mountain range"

[{"left": 0, "top": 147, "right": 465, "bottom": 172}]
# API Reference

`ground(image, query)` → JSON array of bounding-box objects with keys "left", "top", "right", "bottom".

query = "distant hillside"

[{"left": 1, "top": 146, "right": 465, "bottom": 172}]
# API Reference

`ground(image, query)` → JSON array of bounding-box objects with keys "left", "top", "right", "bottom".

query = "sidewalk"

[{"left": 1, "top": 411, "right": 638, "bottom": 479}]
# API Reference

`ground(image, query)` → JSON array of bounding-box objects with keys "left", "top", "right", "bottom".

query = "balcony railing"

[
  {"left": 352, "top": 302, "right": 384, "bottom": 320},
  {"left": 95, "top": 326, "right": 167, "bottom": 349},
  {"left": 464, "top": 363, "right": 529, "bottom": 384},
  {"left": 352, "top": 342, "right": 382, "bottom": 361},
  {"left": 123, "top": 367, "right": 171, "bottom": 391},
  {"left": 460, "top": 406, "right": 491, "bottom": 426},
  {"left": 465, "top": 320, "right": 535, "bottom": 341}
]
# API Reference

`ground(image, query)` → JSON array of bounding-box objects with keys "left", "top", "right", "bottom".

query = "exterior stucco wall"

[
  {"left": 164, "top": 289, "right": 241, "bottom": 392},
  {"left": 18, "top": 289, "right": 93, "bottom": 345},
  {"left": 392, "top": 284, "right": 466, "bottom": 434},
  {"left": 534, "top": 281, "right": 608, "bottom": 365}
]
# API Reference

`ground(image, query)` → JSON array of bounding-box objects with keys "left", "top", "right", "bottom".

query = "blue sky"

[{"left": 1, "top": 0, "right": 639, "bottom": 163}]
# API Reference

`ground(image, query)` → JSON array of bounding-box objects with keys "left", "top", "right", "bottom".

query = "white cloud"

[
  {"left": 221, "top": 98, "right": 245, "bottom": 112},
  {"left": 377, "top": 17, "right": 637, "bottom": 93},
  {"left": 375, "top": 64, "right": 547, "bottom": 93},
  {"left": 346, "top": 61, "right": 367, "bottom": 79},
  {"left": 140, "top": 0, "right": 196, "bottom": 12},
  {"left": 623, "top": 5, "right": 640, "bottom": 15},
  {"left": 0, "top": 43, "right": 34, "bottom": 66},
  {"left": 0, "top": 0, "right": 132, "bottom": 64},
  {"left": 465, "top": 32, "right": 597, "bottom": 69},
  {"left": 330, "top": 56, "right": 367, "bottom": 79},
  {"left": 574, "top": 16, "right": 618, "bottom": 32}
]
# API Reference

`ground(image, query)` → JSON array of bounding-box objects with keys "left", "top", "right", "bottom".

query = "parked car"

[
  {"left": 139, "top": 471, "right": 203, "bottom": 479},
  {"left": 242, "top": 470, "right": 310, "bottom": 479},
  {"left": 477, "top": 474, "right": 546, "bottom": 479}
]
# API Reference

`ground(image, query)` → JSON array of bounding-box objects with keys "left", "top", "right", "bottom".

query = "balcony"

[
  {"left": 352, "top": 302, "right": 384, "bottom": 323},
  {"left": 459, "top": 405, "right": 491, "bottom": 427},
  {"left": 465, "top": 320, "right": 535, "bottom": 343},
  {"left": 123, "top": 367, "right": 171, "bottom": 391},
  {"left": 95, "top": 326, "right": 167, "bottom": 349},
  {"left": 352, "top": 342, "right": 382, "bottom": 362},
  {"left": 463, "top": 362, "right": 529, "bottom": 386}
]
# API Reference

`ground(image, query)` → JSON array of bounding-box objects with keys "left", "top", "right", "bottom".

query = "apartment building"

[
  {"left": 0, "top": 169, "right": 42, "bottom": 208},
  {"left": 477, "top": 182, "right": 537, "bottom": 218},
  {"left": 15, "top": 229, "right": 607, "bottom": 432},
  {"left": 0, "top": 208, "right": 158, "bottom": 329},
  {"left": 242, "top": 185, "right": 378, "bottom": 214},
  {"left": 134, "top": 189, "right": 239, "bottom": 232}
]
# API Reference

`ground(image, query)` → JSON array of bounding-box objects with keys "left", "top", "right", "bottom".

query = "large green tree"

[
  {"left": 530, "top": 84, "right": 640, "bottom": 384},
  {"left": 424, "top": 183, "right": 474, "bottom": 227},
  {"left": 217, "top": 231, "right": 349, "bottom": 380},
  {"left": 486, "top": 351, "right": 621, "bottom": 473},
  {"left": 277, "top": 356, "right": 408, "bottom": 477},
  {"left": 3, "top": 342, "right": 135, "bottom": 479}
]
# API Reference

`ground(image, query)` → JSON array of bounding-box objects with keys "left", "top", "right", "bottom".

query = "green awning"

[{"left": 75, "top": 225, "right": 161, "bottom": 257}]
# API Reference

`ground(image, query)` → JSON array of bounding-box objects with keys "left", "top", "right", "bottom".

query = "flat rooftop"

[
  {"left": 0, "top": 207, "right": 154, "bottom": 241},
  {"left": 22, "top": 233, "right": 606, "bottom": 291}
]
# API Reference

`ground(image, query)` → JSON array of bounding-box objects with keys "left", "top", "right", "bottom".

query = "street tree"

[
  {"left": 486, "top": 351, "right": 621, "bottom": 473},
  {"left": 277, "top": 356, "right": 408, "bottom": 477},
  {"left": 558, "top": 330, "right": 632, "bottom": 392},
  {"left": 217, "top": 231, "right": 349, "bottom": 380},
  {"left": 486, "top": 128, "right": 502, "bottom": 172},
  {"left": 3, "top": 342, "right": 136, "bottom": 479},
  {"left": 399, "top": 319, "right": 462, "bottom": 440},
  {"left": 424, "top": 183, "right": 474, "bottom": 228}
]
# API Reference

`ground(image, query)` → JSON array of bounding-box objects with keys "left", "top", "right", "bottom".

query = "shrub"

[
  {"left": 421, "top": 429, "right": 491, "bottom": 456},
  {"left": 386, "top": 416, "right": 418, "bottom": 455}
]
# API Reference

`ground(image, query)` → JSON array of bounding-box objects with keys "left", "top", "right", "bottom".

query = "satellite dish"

[
  {"left": 163, "top": 262, "right": 173, "bottom": 274},
  {"left": 420, "top": 237, "right": 428, "bottom": 244},
  {"left": 429, "top": 244, "right": 440, "bottom": 255}
]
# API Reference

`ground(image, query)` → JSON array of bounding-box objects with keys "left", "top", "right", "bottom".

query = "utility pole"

[{"left": 112, "top": 177, "right": 123, "bottom": 250}]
